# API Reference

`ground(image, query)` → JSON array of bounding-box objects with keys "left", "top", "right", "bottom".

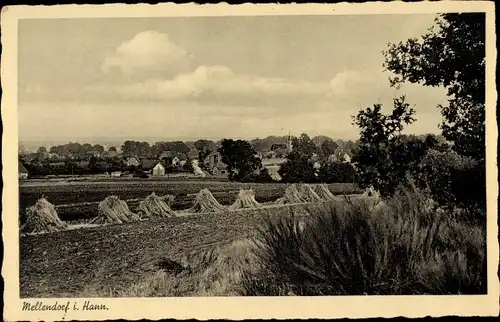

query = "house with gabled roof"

[
  {"left": 203, "top": 151, "right": 228, "bottom": 177},
  {"left": 159, "top": 151, "right": 175, "bottom": 159},
  {"left": 19, "top": 162, "right": 29, "bottom": 179},
  {"left": 177, "top": 153, "right": 188, "bottom": 166},
  {"left": 126, "top": 156, "right": 140, "bottom": 167},
  {"left": 187, "top": 148, "right": 199, "bottom": 160},
  {"left": 104, "top": 150, "right": 119, "bottom": 159},
  {"left": 141, "top": 159, "right": 158, "bottom": 172},
  {"left": 330, "top": 147, "right": 353, "bottom": 163},
  {"left": 152, "top": 161, "right": 167, "bottom": 176},
  {"left": 86, "top": 150, "right": 101, "bottom": 158},
  {"left": 22, "top": 153, "right": 39, "bottom": 164}
]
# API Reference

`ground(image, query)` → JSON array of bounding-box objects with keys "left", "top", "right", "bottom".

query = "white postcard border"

[{"left": 1, "top": 2, "right": 498, "bottom": 320}]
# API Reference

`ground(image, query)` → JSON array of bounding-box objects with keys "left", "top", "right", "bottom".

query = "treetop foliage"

[
  {"left": 218, "top": 139, "right": 262, "bottom": 181},
  {"left": 353, "top": 13, "right": 485, "bottom": 211},
  {"left": 383, "top": 13, "right": 485, "bottom": 160}
]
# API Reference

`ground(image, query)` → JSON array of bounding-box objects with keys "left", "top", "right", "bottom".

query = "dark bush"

[
  {"left": 240, "top": 168, "right": 276, "bottom": 183},
  {"left": 317, "top": 162, "right": 357, "bottom": 183},
  {"left": 133, "top": 171, "right": 149, "bottom": 178},
  {"left": 418, "top": 149, "right": 485, "bottom": 213}
]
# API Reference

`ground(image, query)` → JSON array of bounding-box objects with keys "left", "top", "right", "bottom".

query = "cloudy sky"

[{"left": 18, "top": 14, "right": 448, "bottom": 142}]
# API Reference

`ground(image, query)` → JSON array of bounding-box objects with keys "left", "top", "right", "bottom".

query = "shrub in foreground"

[
  {"left": 241, "top": 185, "right": 486, "bottom": 295},
  {"left": 418, "top": 149, "right": 485, "bottom": 212}
]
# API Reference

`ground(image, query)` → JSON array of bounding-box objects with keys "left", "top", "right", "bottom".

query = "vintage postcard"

[{"left": 1, "top": 2, "right": 498, "bottom": 320}]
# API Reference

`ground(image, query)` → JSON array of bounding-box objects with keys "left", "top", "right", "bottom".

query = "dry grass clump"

[
  {"left": 189, "top": 189, "right": 227, "bottom": 213},
  {"left": 346, "top": 185, "right": 384, "bottom": 211},
  {"left": 363, "top": 185, "right": 381, "bottom": 198},
  {"left": 313, "top": 184, "right": 343, "bottom": 202},
  {"left": 185, "top": 239, "right": 260, "bottom": 296},
  {"left": 275, "top": 184, "right": 305, "bottom": 205},
  {"left": 347, "top": 195, "right": 384, "bottom": 213},
  {"left": 90, "top": 196, "right": 140, "bottom": 225},
  {"left": 297, "top": 184, "right": 322, "bottom": 203},
  {"left": 137, "top": 193, "right": 177, "bottom": 219},
  {"left": 21, "top": 198, "right": 68, "bottom": 234},
  {"left": 82, "top": 239, "right": 259, "bottom": 297},
  {"left": 241, "top": 184, "right": 486, "bottom": 296},
  {"left": 230, "top": 189, "right": 261, "bottom": 210}
]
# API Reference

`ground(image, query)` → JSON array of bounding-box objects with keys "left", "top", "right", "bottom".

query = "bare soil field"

[{"left": 20, "top": 202, "right": 320, "bottom": 298}]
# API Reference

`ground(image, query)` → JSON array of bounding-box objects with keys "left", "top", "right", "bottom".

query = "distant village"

[{"left": 18, "top": 136, "right": 358, "bottom": 181}]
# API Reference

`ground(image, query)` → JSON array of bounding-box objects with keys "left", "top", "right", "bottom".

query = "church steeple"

[{"left": 286, "top": 132, "right": 293, "bottom": 152}]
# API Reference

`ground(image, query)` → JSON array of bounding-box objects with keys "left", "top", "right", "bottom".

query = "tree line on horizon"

[{"left": 24, "top": 134, "right": 386, "bottom": 157}]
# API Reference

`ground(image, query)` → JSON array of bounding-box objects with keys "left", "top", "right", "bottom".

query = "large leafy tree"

[
  {"left": 278, "top": 152, "right": 317, "bottom": 183},
  {"left": 169, "top": 141, "right": 190, "bottom": 155},
  {"left": 121, "top": 141, "right": 151, "bottom": 157},
  {"left": 291, "top": 133, "right": 317, "bottom": 158},
  {"left": 317, "top": 162, "right": 356, "bottom": 183},
  {"left": 352, "top": 96, "right": 421, "bottom": 196},
  {"left": 383, "top": 13, "right": 485, "bottom": 160},
  {"left": 151, "top": 141, "right": 190, "bottom": 156},
  {"left": 218, "top": 139, "right": 262, "bottom": 181},
  {"left": 278, "top": 133, "right": 318, "bottom": 183},
  {"left": 92, "top": 144, "right": 105, "bottom": 154},
  {"left": 194, "top": 139, "right": 216, "bottom": 163},
  {"left": 194, "top": 139, "right": 216, "bottom": 152},
  {"left": 319, "top": 139, "right": 339, "bottom": 160},
  {"left": 36, "top": 147, "right": 48, "bottom": 158}
]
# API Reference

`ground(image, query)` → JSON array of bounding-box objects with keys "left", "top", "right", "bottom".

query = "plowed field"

[{"left": 20, "top": 203, "right": 320, "bottom": 298}]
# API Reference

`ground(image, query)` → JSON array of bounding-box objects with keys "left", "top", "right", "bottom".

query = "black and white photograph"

[{"left": 2, "top": 2, "right": 498, "bottom": 320}]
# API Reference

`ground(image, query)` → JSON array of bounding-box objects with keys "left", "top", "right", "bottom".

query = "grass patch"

[
  {"left": 240, "top": 184, "right": 486, "bottom": 295},
  {"left": 79, "top": 238, "right": 260, "bottom": 297}
]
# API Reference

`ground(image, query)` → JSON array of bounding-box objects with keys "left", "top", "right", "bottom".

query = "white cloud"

[
  {"left": 85, "top": 65, "right": 448, "bottom": 117},
  {"left": 87, "top": 65, "right": 332, "bottom": 104},
  {"left": 101, "top": 30, "right": 191, "bottom": 77},
  {"left": 329, "top": 70, "right": 388, "bottom": 96}
]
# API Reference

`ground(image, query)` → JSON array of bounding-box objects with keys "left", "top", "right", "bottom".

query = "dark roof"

[
  {"left": 141, "top": 159, "right": 159, "bottom": 170},
  {"left": 187, "top": 149, "right": 198, "bottom": 158},
  {"left": 76, "top": 161, "right": 90, "bottom": 168},
  {"left": 22, "top": 153, "right": 38, "bottom": 162},
  {"left": 108, "top": 150, "right": 119, "bottom": 157},
  {"left": 161, "top": 155, "right": 174, "bottom": 162},
  {"left": 159, "top": 151, "right": 175, "bottom": 158},
  {"left": 19, "top": 162, "right": 28, "bottom": 173},
  {"left": 271, "top": 143, "right": 288, "bottom": 151},
  {"left": 341, "top": 149, "right": 353, "bottom": 157},
  {"left": 334, "top": 147, "right": 353, "bottom": 157},
  {"left": 177, "top": 153, "right": 187, "bottom": 161}
]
